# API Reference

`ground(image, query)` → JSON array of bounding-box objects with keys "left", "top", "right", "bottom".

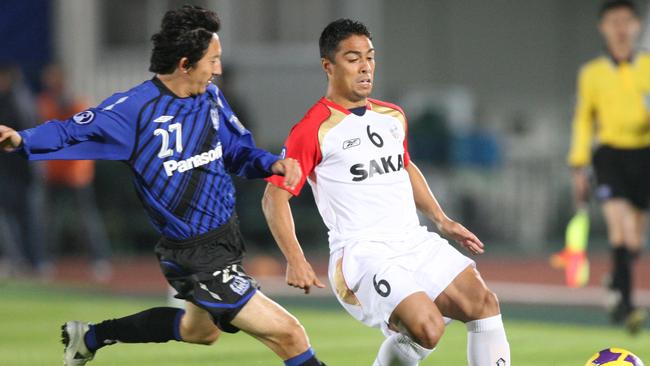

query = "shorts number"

[
  {"left": 373, "top": 275, "right": 391, "bottom": 297},
  {"left": 154, "top": 122, "right": 183, "bottom": 158},
  {"left": 366, "top": 125, "right": 384, "bottom": 148}
]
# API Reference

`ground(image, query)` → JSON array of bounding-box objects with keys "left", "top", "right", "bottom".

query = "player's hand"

[
  {"left": 271, "top": 158, "right": 302, "bottom": 191},
  {"left": 572, "top": 168, "right": 590, "bottom": 208},
  {"left": 0, "top": 125, "right": 22, "bottom": 152},
  {"left": 438, "top": 217, "right": 485, "bottom": 255},
  {"left": 285, "top": 258, "right": 325, "bottom": 294}
]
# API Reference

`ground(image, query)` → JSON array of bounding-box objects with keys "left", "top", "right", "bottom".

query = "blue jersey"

[{"left": 18, "top": 78, "right": 279, "bottom": 240}]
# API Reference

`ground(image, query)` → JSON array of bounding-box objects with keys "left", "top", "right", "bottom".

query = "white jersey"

[{"left": 268, "top": 97, "right": 422, "bottom": 252}]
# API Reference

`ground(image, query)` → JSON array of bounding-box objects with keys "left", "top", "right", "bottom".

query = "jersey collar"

[
  {"left": 605, "top": 49, "right": 638, "bottom": 67},
  {"left": 320, "top": 97, "right": 371, "bottom": 115},
  {"left": 152, "top": 76, "right": 195, "bottom": 100}
]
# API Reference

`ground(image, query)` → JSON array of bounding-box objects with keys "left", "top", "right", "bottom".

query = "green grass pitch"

[{"left": 0, "top": 282, "right": 648, "bottom": 365}]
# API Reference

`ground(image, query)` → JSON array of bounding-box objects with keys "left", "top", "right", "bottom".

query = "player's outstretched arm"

[
  {"left": 0, "top": 125, "right": 23, "bottom": 152},
  {"left": 262, "top": 183, "right": 325, "bottom": 294},
  {"left": 406, "top": 161, "right": 484, "bottom": 255}
]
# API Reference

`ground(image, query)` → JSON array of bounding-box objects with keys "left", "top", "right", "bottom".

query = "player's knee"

[
  {"left": 199, "top": 328, "right": 220, "bottom": 345},
  {"left": 181, "top": 323, "right": 220, "bottom": 345},
  {"left": 408, "top": 317, "right": 444, "bottom": 349},
  {"left": 624, "top": 232, "right": 644, "bottom": 249},
  {"left": 467, "top": 288, "right": 500, "bottom": 320},
  {"left": 608, "top": 231, "right": 625, "bottom": 247}
]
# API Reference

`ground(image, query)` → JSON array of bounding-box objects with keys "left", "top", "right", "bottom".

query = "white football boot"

[{"left": 61, "top": 321, "right": 95, "bottom": 365}]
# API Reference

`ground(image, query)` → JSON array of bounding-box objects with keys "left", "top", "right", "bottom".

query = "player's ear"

[
  {"left": 178, "top": 57, "right": 191, "bottom": 73},
  {"left": 321, "top": 58, "right": 333, "bottom": 77}
]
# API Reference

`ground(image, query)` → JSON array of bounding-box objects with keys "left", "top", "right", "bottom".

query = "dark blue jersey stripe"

[
  {"left": 162, "top": 104, "right": 210, "bottom": 212},
  {"left": 171, "top": 112, "right": 216, "bottom": 219},
  {"left": 128, "top": 96, "right": 161, "bottom": 164}
]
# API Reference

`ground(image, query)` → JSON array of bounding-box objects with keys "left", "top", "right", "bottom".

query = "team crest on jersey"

[
  {"left": 72, "top": 110, "right": 95, "bottom": 125},
  {"left": 210, "top": 108, "right": 220, "bottom": 130},
  {"left": 389, "top": 125, "right": 401, "bottom": 140},
  {"left": 280, "top": 147, "right": 287, "bottom": 159},
  {"left": 343, "top": 138, "right": 361, "bottom": 150}
]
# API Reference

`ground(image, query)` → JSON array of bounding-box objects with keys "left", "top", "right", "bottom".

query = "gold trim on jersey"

[
  {"left": 318, "top": 107, "right": 348, "bottom": 145},
  {"left": 368, "top": 101, "right": 407, "bottom": 133},
  {"left": 333, "top": 258, "right": 360, "bottom": 306}
]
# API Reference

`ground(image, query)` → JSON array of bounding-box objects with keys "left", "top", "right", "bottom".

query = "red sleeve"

[
  {"left": 403, "top": 117, "right": 410, "bottom": 167},
  {"left": 266, "top": 103, "right": 328, "bottom": 195}
]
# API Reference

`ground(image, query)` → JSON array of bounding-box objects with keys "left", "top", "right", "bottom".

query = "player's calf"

[
  {"left": 273, "top": 321, "right": 310, "bottom": 354},
  {"left": 230, "top": 292, "right": 325, "bottom": 365}
]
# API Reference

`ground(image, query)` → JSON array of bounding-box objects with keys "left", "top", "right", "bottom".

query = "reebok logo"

[
  {"left": 153, "top": 115, "right": 175, "bottom": 123},
  {"left": 163, "top": 144, "right": 223, "bottom": 176},
  {"left": 343, "top": 138, "right": 361, "bottom": 150}
]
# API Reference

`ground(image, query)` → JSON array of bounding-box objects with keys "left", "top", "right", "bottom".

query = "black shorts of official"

[
  {"left": 593, "top": 145, "right": 650, "bottom": 210},
  {"left": 154, "top": 215, "right": 259, "bottom": 334}
]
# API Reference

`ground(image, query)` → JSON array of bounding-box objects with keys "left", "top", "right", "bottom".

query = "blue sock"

[
  {"left": 284, "top": 348, "right": 321, "bottom": 366},
  {"left": 173, "top": 308, "right": 185, "bottom": 341}
]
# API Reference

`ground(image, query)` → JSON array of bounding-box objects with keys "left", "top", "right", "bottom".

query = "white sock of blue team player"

[{"left": 466, "top": 314, "right": 510, "bottom": 366}]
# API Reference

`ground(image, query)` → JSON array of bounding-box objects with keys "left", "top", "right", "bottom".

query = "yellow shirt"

[{"left": 567, "top": 53, "right": 650, "bottom": 167}]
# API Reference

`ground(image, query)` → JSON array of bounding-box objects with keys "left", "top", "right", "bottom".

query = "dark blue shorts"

[{"left": 154, "top": 216, "right": 259, "bottom": 333}]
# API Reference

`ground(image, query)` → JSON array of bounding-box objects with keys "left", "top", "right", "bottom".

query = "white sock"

[
  {"left": 372, "top": 333, "right": 434, "bottom": 366},
  {"left": 466, "top": 314, "right": 510, "bottom": 366}
]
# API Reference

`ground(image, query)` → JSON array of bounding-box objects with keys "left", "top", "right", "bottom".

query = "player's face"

[
  {"left": 187, "top": 34, "right": 223, "bottom": 95},
  {"left": 325, "top": 35, "right": 375, "bottom": 105},
  {"left": 599, "top": 7, "right": 641, "bottom": 51}
]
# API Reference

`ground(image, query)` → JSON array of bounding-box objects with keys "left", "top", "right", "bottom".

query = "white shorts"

[{"left": 327, "top": 229, "right": 474, "bottom": 336}]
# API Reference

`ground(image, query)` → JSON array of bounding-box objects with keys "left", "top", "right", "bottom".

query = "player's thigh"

[
  {"left": 602, "top": 199, "right": 629, "bottom": 246},
  {"left": 180, "top": 301, "right": 221, "bottom": 343},
  {"left": 434, "top": 265, "right": 500, "bottom": 323},
  {"left": 231, "top": 291, "right": 308, "bottom": 347}
]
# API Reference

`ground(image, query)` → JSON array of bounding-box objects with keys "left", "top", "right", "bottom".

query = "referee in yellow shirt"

[{"left": 568, "top": 0, "right": 649, "bottom": 334}]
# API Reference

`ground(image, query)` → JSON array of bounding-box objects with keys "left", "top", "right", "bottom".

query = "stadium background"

[{"left": 1, "top": 0, "right": 649, "bottom": 365}]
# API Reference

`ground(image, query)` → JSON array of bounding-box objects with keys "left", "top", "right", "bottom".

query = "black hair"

[
  {"left": 149, "top": 5, "right": 220, "bottom": 74},
  {"left": 599, "top": 0, "right": 639, "bottom": 19},
  {"left": 319, "top": 18, "right": 372, "bottom": 62}
]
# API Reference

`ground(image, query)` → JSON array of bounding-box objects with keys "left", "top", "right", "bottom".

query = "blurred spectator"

[
  {"left": 36, "top": 63, "right": 112, "bottom": 282},
  {"left": 0, "top": 65, "right": 46, "bottom": 277}
]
